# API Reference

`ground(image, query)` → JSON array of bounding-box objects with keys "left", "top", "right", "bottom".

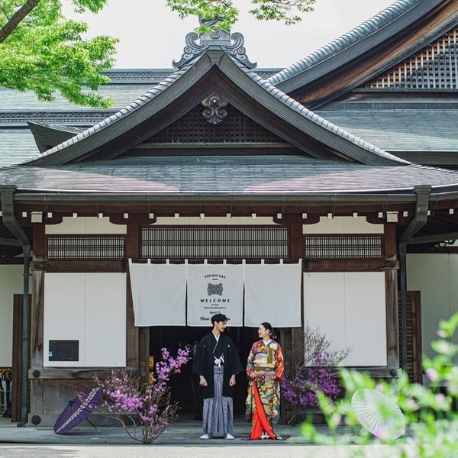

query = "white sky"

[{"left": 73, "top": 0, "right": 397, "bottom": 69}]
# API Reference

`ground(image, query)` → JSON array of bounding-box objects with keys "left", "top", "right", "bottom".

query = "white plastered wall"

[
  {"left": 44, "top": 217, "right": 127, "bottom": 367},
  {"left": 407, "top": 254, "right": 458, "bottom": 359},
  {"left": 44, "top": 272, "right": 126, "bottom": 367},
  {"left": 0, "top": 265, "right": 23, "bottom": 367},
  {"left": 304, "top": 272, "right": 387, "bottom": 366},
  {"left": 303, "top": 217, "right": 386, "bottom": 366},
  {"left": 303, "top": 216, "right": 384, "bottom": 234},
  {"left": 46, "top": 216, "right": 126, "bottom": 234}
]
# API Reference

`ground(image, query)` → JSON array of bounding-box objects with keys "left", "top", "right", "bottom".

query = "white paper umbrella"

[{"left": 351, "top": 388, "right": 406, "bottom": 439}]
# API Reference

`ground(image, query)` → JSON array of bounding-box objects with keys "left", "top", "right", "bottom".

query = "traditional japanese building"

[{"left": 1, "top": 0, "right": 458, "bottom": 426}]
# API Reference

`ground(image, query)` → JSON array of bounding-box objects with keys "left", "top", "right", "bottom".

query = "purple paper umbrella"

[{"left": 54, "top": 388, "right": 101, "bottom": 434}]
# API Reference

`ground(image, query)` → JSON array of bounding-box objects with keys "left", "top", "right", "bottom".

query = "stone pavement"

[
  {"left": 0, "top": 415, "right": 418, "bottom": 457},
  {"left": 4, "top": 414, "right": 309, "bottom": 445}
]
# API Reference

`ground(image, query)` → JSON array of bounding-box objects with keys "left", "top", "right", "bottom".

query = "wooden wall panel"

[{"left": 399, "top": 291, "right": 422, "bottom": 384}]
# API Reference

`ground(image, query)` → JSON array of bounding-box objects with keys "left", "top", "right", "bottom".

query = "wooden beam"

[
  {"left": 303, "top": 259, "right": 397, "bottom": 272},
  {"left": 33, "top": 224, "right": 46, "bottom": 259},
  {"left": 132, "top": 142, "right": 295, "bottom": 150},
  {"left": 28, "top": 368, "right": 136, "bottom": 380},
  {"left": 43, "top": 260, "right": 124, "bottom": 272}
]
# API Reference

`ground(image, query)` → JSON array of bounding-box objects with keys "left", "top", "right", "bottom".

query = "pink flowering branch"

[{"left": 93, "top": 346, "right": 191, "bottom": 444}]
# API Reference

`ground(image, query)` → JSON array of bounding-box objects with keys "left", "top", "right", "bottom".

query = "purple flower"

[
  {"left": 93, "top": 346, "right": 191, "bottom": 443},
  {"left": 283, "top": 352, "right": 342, "bottom": 425}
]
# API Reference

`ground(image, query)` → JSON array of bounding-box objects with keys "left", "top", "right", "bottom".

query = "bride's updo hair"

[{"left": 261, "top": 322, "right": 277, "bottom": 340}]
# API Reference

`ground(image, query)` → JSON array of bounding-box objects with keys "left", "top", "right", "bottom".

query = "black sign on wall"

[{"left": 49, "top": 340, "right": 79, "bottom": 362}]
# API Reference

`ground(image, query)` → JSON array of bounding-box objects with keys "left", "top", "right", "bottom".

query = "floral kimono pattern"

[{"left": 245, "top": 339, "right": 284, "bottom": 432}]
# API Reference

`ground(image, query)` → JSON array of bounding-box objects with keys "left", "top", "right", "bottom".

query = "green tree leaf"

[
  {"left": 166, "top": 0, "right": 317, "bottom": 33},
  {"left": 0, "top": 0, "right": 118, "bottom": 108}
]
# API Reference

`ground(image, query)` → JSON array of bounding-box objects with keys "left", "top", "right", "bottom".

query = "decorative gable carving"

[
  {"left": 201, "top": 92, "right": 228, "bottom": 124},
  {"left": 147, "top": 104, "right": 286, "bottom": 144},
  {"left": 364, "top": 26, "right": 458, "bottom": 90}
]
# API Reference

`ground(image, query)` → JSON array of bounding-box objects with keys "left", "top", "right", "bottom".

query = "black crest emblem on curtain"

[{"left": 208, "top": 283, "right": 223, "bottom": 296}]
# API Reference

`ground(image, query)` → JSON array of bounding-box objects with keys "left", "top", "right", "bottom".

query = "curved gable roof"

[
  {"left": 25, "top": 42, "right": 408, "bottom": 167},
  {"left": 26, "top": 64, "right": 194, "bottom": 166},
  {"left": 268, "top": 0, "right": 457, "bottom": 105},
  {"left": 237, "top": 65, "right": 407, "bottom": 165}
]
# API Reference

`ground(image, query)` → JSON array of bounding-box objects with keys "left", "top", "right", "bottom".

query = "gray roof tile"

[
  {"left": 268, "top": 0, "right": 434, "bottom": 87},
  {"left": 0, "top": 155, "right": 456, "bottom": 194},
  {"left": 0, "top": 130, "right": 38, "bottom": 169},
  {"left": 20, "top": 51, "right": 407, "bottom": 168},
  {"left": 0, "top": 86, "right": 153, "bottom": 112},
  {"left": 316, "top": 109, "right": 458, "bottom": 152},
  {"left": 240, "top": 67, "right": 407, "bottom": 165}
]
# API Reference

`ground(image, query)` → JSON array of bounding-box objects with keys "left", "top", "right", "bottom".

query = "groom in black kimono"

[{"left": 192, "top": 313, "right": 243, "bottom": 440}]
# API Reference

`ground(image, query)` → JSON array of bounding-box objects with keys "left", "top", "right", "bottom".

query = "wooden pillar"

[
  {"left": 125, "top": 222, "right": 144, "bottom": 377},
  {"left": 384, "top": 224, "right": 399, "bottom": 370},
  {"left": 30, "top": 225, "right": 46, "bottom": 373},
  {"left": 29, "top": 225, "right": 45, "bottom": 419},
  {"left": 289, "top": 220, "right": 304, "bottom": 260},
  {"left": 11, "top": 294, "right": 31, "bottom": 422},
  {"left": 283, "top": 220, "right": 303, "bottom": 423},
  {"left": 289, "top": 219, "right": 304, "bottom": 374}
]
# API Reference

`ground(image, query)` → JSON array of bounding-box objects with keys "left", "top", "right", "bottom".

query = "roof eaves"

[
  {"left": 268, "top": 0, "right": 439, "bottom": 89},
  {"left": 233, "top": 59, "right": 409, "bottom": 166},
  {"left": 27, "top": 122, "right": 84, "bottom": 134},
  {"left": 25, "top": 61, "right": 198, "bottom": 166}
]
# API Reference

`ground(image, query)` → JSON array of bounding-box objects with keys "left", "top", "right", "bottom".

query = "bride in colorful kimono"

[{"left": 245, "top": 322, "right": 285, "bottom": 440}]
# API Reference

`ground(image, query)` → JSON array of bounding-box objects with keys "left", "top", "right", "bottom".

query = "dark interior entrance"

[{"left": 149, "top": 326, "right": 257, "bottom": 418}]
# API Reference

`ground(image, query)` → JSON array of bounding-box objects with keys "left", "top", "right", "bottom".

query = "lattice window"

[
  {"left": 142, "top": 226, "right": 288, "bottom": 259},
  {"left": 365, "top": 26, "right": 458, "bottom": 89},
  {"left": 304, "top": 235, "right": 383, "bottom": 259},
  {"left": 47, "top": 235, "right": 125, "bottom": 259},
  {"left": 148, "top": 105, "right": 286, "bottom": 143}
]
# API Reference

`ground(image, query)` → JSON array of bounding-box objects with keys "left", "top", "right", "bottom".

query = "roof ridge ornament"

[
  {"left": 223, "top": 32, "right": 255, "bottom": 69},
  {"left": 173, "top": 17, "right": 256, "bottom": 70}
]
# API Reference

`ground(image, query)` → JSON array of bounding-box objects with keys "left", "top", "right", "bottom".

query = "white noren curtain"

[
  {"left": 244, "top": 261, "right": 302, "bottom": 327},
  {"left": 129, "top": 260, "right": 186, "bottom": 326},
  {"left": 186, "top": 263, "right": 244, "bottom": 327}
]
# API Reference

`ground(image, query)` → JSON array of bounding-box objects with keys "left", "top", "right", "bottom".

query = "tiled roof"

[
  {"left": 24, "top": 63, "right": 195, "bottom": 166},
  {"left": 0, "top": 70, "right": 280, "bottom": 116},
  {"left": 23, "top": 50, "right": 408, "bottom": 167},
  {"left": 242, "top": 67, "right": 408, "bottom": 165},
  {"left": 1, "top": 156, "right": 457, "bottom": 194},
  {"left": 0, "top": 87, "right": 151, "bottom": 113},
  {"left": 316, "top": 109, "right": 458, "bottom": 153},
  {"left": 268, "top": 0, "right": 442, "bottom": 89},
  {"left": 30, "top": 124, "right": 85, "bottom": 134},
  {"left": 0, "top": 130, "right": 39, "bottom": 169},
  {"left": 103, "top": 67, "right": 280, "bottom": 83}
]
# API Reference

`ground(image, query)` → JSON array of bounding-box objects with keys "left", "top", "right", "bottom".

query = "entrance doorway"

[{"left": 149, "top": 326, "right": 257, "bottom": 418}]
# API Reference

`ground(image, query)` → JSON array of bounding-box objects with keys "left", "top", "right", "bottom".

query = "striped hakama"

[{"left": 202, "top": 365, "right": 234, "bottom": 436}]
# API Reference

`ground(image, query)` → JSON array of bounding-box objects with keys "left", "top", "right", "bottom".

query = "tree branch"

[{"left": 0, "top": 0, "right": 41, "bottom": 44}]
